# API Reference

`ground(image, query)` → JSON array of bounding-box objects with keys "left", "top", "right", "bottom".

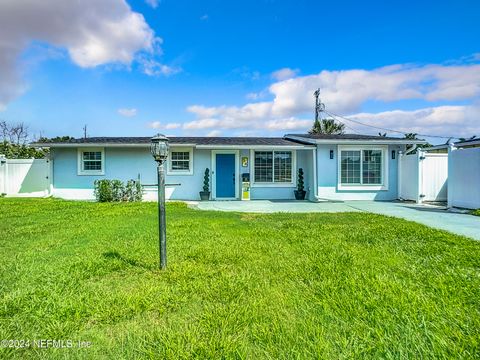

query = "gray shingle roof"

[
  {"left": 33, "top": 136, "right": 312, "bottom": 147},
  {"left": 285, "top": 133, "right": 418, "bottom": 141}
]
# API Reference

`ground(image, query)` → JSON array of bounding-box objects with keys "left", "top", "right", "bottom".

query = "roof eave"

[
  {"left": 30, "top": 142, "right": 197, "bottom": 148},
  {"left": 284, "top": 135, "right": 428, "bottom": 145},
  {"left": 455, "top": 139, "right": 480, "bottom": 147},
  {"left": 195, "top": 144, "right": 315, "bottom": 149},
  {"left": 31, "top": 142, "right": 314, "bottom": 149}
]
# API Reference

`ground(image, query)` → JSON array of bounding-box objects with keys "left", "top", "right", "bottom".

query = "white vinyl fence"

[
  {"left": 398, "top": 151, "right": 448, "bottom": 203},
  {"left": 448, "top": 147, "right": 480, "bottom": 209},
  {"left": 0, "top": 156, "right": 52, "bottom": 197}
]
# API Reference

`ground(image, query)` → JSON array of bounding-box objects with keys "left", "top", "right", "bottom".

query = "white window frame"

[
  {"left": 77, "top": 147, "right": 105, "bottom": 176},
  {"left": 250, "top": 149, "right": 296, "bottom": 188},
  {"left": 167, "top": 147, "right": 194, "bottom": 175},
  {"left": 337, "top": 145, "right": 388, "bottom": 191}
]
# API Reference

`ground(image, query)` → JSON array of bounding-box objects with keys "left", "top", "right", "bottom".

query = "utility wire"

[{"left": 325, "top": 110, "right": 463, "bottom": 140}]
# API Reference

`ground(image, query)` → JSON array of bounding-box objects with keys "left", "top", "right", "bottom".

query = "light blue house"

[{"left": 34, "top": 134, "right": 425, "bottom": 201}]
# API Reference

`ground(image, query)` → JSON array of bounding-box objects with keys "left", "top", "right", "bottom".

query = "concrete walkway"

[{"left": 193, "top": 200, "right": 480, "bottom": 240}]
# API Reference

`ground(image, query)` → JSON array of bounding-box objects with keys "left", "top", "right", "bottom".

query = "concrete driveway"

[{"left": 193, "top": 200, "right": 480, "bottom": 240}]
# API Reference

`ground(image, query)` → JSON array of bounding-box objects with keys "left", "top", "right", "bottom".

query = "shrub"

[
  {"left": 297, "top": 168, "right": 304, "bottom": 192},
  {"left": 124, "top": 179, "right": 143, "bottom": 202},
  {"left": 203, "top": 168, "right": 210, "bottom": 192},
  {"left": 0, "top": 140, "right": 47, "bottom": 159},
  {"left": 94, "top": 179, "right": 143, "bottom": 202}
]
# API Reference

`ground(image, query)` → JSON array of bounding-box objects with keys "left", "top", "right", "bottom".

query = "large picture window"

[
  {"left": 77, "top": 148, "right": 104, "bottom": 175},
  {"left": 254, "top": 151, "right": 293, "bottom": 183},
  {"left": 340, "top": 148, "right": 384, "bottom": 186}
]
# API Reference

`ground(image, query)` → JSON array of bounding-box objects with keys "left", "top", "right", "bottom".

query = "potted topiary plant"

[
  {"left": 199, "top": 168, "right": 210, "bottom": 200},
  {"left": 294, "top": 168, "right": 306, "bottom": 200}
]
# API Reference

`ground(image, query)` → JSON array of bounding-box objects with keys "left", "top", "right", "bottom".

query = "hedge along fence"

[{"left": 94, "top": 179, "right": 143, "bottom": 202}]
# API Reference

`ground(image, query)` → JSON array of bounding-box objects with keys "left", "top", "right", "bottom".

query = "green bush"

[
  {"left": 0, "top": 140, "right": 47, "bottom": 159},
  {"left": 124, "top": 179, "right": 143, "bottom": 202},
  {"left": 94, "top": 179, "right": 143, "bottom": 202},
  {"left": 472, "top": 209, "right": 480, "bottom": 217}
]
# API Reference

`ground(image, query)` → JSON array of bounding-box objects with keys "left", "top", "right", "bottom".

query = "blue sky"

[{"left": 1, "top": 0, "right": 479, "bottom": 143}]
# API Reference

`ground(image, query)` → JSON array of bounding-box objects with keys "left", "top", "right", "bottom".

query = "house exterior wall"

[
  {"left": 315, "top": 144, "right": 405, "bottom": 201},
  {"left": 51, "top": 147, "right": 313, "bottom": 201},
  {"left": 52, "top": 147, "right": 211, "bottom": 200}
]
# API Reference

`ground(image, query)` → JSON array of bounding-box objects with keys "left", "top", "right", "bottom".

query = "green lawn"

[{"left": 0, "top": 198, "right": 479, "bottom": 359}]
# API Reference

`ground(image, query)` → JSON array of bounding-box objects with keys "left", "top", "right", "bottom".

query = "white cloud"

[
  {"left": 140, "top": 58, "right": 182, "bottom": 76},
  {"left": 206, "top": 130, "right": 221, "bottom": 137},
  {"left": 165, "top": 123, "right": 182, "bottom": 129},
  {"left": 0, "top": 0, "right": 159, "bottom": 109},
  {"left": 271, "top": 67, "right": 299, "bottom": 81},
  {"left": 117, "top": 108, "right": 137, "bottom": 117},
  {"left": 267, "top": 63, "right": 480, "bottom": 117},
  {"left": 148, "top": 121, "right": 182, "bottom": 130},
  {"left": 148, "top": 121, "right": 161, "bottom": 129},
  {"left": 182, "top": 60, "right": 480, "bottom": 136},
  {"left": 200, "top": 14, "right": 209, "bottom": 21},
  {"left": 344, "top": 105, "right": 480, "bottom": 138},
  {"left": 145, "top": 0, "right": 160, "bottom": 8}
]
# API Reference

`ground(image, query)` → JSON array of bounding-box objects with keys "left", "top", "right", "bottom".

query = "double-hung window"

[
  {"left": 339, "top": 146, "right": 387, "bottom": 189},
  {"left": 168, "top": 148, "right": 193, "bottom": 175},
  {"left": 253, "top": 150, "right": 293, "bottom": 184},
  {"left": 78, "top": 148, "right": 105, "bottom": 175}
]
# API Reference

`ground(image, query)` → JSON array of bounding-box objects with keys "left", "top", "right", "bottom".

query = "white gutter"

[
  {"left": 453, "top": 139, "right": 480, "bottom": 147},
  {"left": 32, "top": 143, "right": 314, "bottom": 150},
  {"left": 285, "top": 135, "right": 428, "bottom": 145},
  {"left": 31, "top": 143, "right": 197, "bottom": 148},
  {"left": 195, "top": 145, "right": 314, "bottom": 150}
]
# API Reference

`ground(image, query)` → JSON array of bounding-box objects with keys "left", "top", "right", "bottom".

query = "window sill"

[
  {"left": 337, "top": 184, "right": 388, "bottom": 191},
  {"left": 166, "top": 170, "right": 193, "bottom": 176},
  {"left": 77, "top": 172, "right": 105, "bottom": 176},
  {"left": 251, "top": 182, "right": 296, "bottom": 188}
]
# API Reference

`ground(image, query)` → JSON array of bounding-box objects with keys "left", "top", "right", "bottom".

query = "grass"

[
  {"left": 0, "top": 198, "right": 479, "bottom": 359},
  {"left": 472, "top": 209, "right": 480, "bottom": 216}
]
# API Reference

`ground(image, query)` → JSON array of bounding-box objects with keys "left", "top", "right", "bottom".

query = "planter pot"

[
  {"left": 199, "top": 191, "right": 210, "bottom": 201},
  {"left": 294, "top": 190, "right": 306, "bottom": 200}
]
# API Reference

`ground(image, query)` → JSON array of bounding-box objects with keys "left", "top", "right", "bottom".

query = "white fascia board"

[
  {"left": 423, "top": 144, "right": 449, "bottom": 151},
  {"left": 285, "top": 135, "right": 428, "bottom": 145},
  {"left": 455, "top": 139, "right": 480, "bottom": 147},
  {"left": 195, "top": 144, "right": 314, "bottom": 149},
  {"left": 31, "top": 143, "right": 198, "bottom": 148}
]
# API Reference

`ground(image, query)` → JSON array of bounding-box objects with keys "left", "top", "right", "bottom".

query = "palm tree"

[{"left": 309, "top": 118, "right": 345, "bottom": 135}]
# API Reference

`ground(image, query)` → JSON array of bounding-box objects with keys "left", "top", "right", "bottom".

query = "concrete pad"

[
  {"left": 193, "top": 200, "right": 480, "bottom": 240},
  {"left": 344, "top": 201, "right": 480, "bottom": 241}
]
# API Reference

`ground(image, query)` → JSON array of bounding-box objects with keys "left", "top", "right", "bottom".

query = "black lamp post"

[{"left": 150, "top": 134, "right": 169, "bottom": 269}]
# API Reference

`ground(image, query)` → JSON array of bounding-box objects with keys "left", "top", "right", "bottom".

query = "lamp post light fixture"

[{"left": 150, "top": 133, "right": 170, "bottom": 270}]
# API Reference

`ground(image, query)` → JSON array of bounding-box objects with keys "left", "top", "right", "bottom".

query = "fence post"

[
  {"left": 397, "top": 151, "right": 403, "bottom": 200},
  {"left": 0, "top": 155, "right": 6, "bottom": 195},
  {"left": 417, "top": 150, "right": 424, "bottom": 204},
  {"left": 447, "top": 144, "right": 456, "bottom": 208}
]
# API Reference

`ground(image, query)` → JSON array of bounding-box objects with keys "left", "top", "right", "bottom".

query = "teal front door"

[{"left": 215, "top": 153, "right": 236, "bottom": 198}]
